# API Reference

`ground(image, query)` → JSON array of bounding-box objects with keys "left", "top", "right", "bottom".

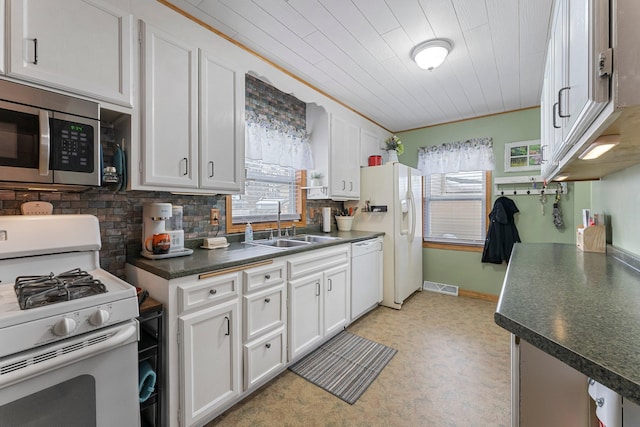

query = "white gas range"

[{"left": 0, "top": 214, "right": 140, "bottom": 427}]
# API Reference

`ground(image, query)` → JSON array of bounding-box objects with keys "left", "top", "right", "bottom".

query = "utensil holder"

[{"left": 335, "top": 216, "right": 354, "bottom": 231}]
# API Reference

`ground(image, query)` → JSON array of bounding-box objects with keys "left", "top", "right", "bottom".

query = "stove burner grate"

[{"left": 14, "top": 268, "right": 107, "bottom": 310}]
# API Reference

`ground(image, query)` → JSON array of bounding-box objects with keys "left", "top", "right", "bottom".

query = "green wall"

[
  {"left": 398, "top": 108, "right": 585, "bottom": 295},
  {"left": 591, "top": 163, "right": 640, "bottom": 256}
]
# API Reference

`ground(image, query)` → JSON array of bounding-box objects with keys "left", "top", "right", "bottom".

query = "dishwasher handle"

[{"left": 352, "top": 239, "right": 383, "bottom": 255}]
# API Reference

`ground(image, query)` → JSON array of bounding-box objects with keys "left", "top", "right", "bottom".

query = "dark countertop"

[
  {"left": 126, "top": 230, "right": 383, "bottom": 280},
  {"left": 495, "top": 242, "right": 640, "bottom": 405}
]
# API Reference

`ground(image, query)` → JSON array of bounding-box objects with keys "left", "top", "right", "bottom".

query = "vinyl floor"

[{"left": 207, "top": 291, "right": 511, "bottom": 427}]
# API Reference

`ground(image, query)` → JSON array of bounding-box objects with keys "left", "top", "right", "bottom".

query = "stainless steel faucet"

[{"left": 276, "top": 201, "right": 282, "bottom": 238}]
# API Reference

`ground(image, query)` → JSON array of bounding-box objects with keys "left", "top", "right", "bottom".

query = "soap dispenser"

[{"left": 245, "top": 222, "right": 253, "bottom": 242}]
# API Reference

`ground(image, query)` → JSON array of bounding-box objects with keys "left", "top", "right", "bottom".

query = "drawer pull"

[
  {"left": 265, "top": 274, "right": 271, "bottom": 280},
  {"left": 264, "top": 297, "right": 271, "bottom": 303},
  {"left": 209, "top": 289, "right": 217, "bottom": 295},
  {"left": 596, "top": 397, "right": 605, "bottom": 407},
  {"left": 265, "top": 343, "right": 271, "bottom": 349}
]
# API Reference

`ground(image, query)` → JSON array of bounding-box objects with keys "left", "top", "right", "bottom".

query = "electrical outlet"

[{"left": 210, "top": 208, "right": 220, "bottom": 224}]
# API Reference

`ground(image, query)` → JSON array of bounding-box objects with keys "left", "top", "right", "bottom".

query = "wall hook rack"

[{"left": 493, "top": 175, "right": 567, "bottom": 197}]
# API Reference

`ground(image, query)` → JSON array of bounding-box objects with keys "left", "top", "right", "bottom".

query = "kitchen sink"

[
  {"left": 289, "top": 234, "right": 342, "bottom": 243},
  {"left": 248, "top": 238, "right": 312, "bottom": 248}
]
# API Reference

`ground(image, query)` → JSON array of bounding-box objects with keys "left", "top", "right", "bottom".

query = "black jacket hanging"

[{"left": 482, "top": 196, "right": 521, "bottom": 264}]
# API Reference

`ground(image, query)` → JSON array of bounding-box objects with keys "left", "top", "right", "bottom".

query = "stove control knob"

[
  {"left": 52, "top": 317, "right": 77, "bottom": 336},
  {"left": 89, "top": 309, "right": 110, "bottom": 326}
]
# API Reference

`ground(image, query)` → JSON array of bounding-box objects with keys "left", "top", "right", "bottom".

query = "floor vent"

[{"left": 423, "top": 281, "right": 459, "bottom": 296}]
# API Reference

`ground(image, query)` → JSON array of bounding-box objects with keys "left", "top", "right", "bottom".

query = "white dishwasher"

[{"left": 351, "top": 237, "right": 383, "bottom": 322}]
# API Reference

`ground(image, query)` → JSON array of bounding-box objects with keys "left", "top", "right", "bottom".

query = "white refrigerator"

[{"left": 347, "top": 163, "right": 423, "bottom": 309}]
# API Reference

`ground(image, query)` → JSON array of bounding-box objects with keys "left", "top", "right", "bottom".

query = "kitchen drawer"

[
  {"left": 177, "top": 272, "right": 239, "bottom": 314},
  {"left": 243, "top": 327, "right": 286, "bottom": 391},
  {"left": 243, "top": 261, "right": 285, "bottom": 294},
  {"left": 287, "top": 244, "right": 350, "bottom": 280},
  {"left": 243, "top": 284, "right": 285, "bottom": 342}
]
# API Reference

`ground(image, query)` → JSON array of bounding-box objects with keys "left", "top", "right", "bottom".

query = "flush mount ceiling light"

[
  {"left": 578, "top": 135, "right": 620, "bottom": 160},
  {"left": 411, "top": 39, "right": 453, "bottom": 71}
]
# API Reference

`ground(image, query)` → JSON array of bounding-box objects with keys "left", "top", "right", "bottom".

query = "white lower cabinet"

[
  {"left": 323, "top": 264, "right": 349, "bottom": 336},
  {"left": 179, "top": 298, "right": 241, "bottom": 427},
  {"left": 243, "top": 326, "right": 286, "bottom": 390},
  {"left": 125, "top": 244, "right": 353, "bottom": 426},
  {"left": 287, "top": 245, "right": 351, "bottom": 361},
  {"left": 241, "top": 261, "right": 287, "bottom": 391},
  {"left": 288, "top": 271, "right": 323, "bottom": 360}
]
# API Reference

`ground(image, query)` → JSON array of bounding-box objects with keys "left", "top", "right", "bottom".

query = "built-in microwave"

[{"left": 0, "top": 79, "right": 101, "bottom": 190}]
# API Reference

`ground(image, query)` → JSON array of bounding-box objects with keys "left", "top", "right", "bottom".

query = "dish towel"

[{"left": 138, "top": 360, "right": 157, "bottom": 402}]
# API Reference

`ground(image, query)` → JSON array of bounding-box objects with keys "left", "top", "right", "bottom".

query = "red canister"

[{"left": 368, "top": 155, "right": 382, "bottom": 166}]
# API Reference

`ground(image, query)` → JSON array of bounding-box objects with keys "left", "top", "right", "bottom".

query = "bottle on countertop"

[{"left": 245, "top": 222, "right": 253, "bottom": 242}]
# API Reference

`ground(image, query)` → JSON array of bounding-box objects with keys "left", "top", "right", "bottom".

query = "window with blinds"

[
  {"left": 423, "top": 171, "right": 487, "bottom": 245},
  {"left": 230, "top": 159, "right": 301, "bottom": 224}
]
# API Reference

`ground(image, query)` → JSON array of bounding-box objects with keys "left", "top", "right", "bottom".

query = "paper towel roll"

[{"left": 322, "top": 207, "right": 332, "bottom": 232}]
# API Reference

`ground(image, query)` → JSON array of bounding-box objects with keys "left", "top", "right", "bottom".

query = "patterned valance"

[
  {"left": 417, "top": 137, "right": 494, "bottom": 175},
  {"left": 245, "top": 110, "right": 314, "bottom": 170}
]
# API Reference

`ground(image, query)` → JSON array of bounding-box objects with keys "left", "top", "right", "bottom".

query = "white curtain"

[
  {"left": 417, "top": 137, "right": 494, "bottom": 175},
  {"left": 245, "top": 112, "right": 314, "bottom": 169}
]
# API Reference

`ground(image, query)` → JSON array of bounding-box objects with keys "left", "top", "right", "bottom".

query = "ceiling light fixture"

[
  {"left": 578, "top": 135, "right": 620, "bottom": 160},
  {"left": 411, "top": 39, "right": 453, "bottom": 71}
]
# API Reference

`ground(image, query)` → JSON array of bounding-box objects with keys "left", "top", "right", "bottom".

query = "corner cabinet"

[
  {"left": 7, "top": 0, "right": 132, "bottom": 106},
  {"left": 540, "top": 0, "right": 640, "bottom": 181},
  {"left": 139, "top": 21, "right": 244, "bottom": 194}
]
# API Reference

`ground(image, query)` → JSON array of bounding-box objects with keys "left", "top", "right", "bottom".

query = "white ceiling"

[{"left": 166, "top": 0, "right": 554, "bottom": 132}]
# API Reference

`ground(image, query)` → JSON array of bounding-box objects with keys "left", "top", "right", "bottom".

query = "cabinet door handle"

[
  {"left": 596, "top": 397, "right": 605, "bottom": 408},
  {"left": 209, "top": 288, "right": 217, "bottom": 295},
  {"left": 349, "top": 181, "right": 353, "bottom": 191},
  {"left": 182, "top": 157, "right": 189, "bottom": 176},
  {"left": 552, "top": 103, "right": 560, "bottom": 129},
  {"left": 316, "top": 281, "right": 320, "bottom": 296},
  {"left": 540, "top": 145, "right": 548, "bottom": 164},
  {"left": 264, "top": 297, "right": 271, "bottom": 303},
  {"left": 33, "top": 38, "right": 38, "bottom": 65},
  {"left": 341, "top": 180, "right": 346, "bottom": 190},
  {"left": 558, "top": 87, "right": 570, "bottom": 118},
  {"left": 224, "top": 316, "right": 230, "bottom": 336},
  {"left": 328, "top": 278, "right": 332, "bottom": 292},
  {"left": 208, "top": 161, "right": 214, "bottom": 178},
  {"left": 265, "top": 274, "right": 271, "bottom": 280},
  {"left": 265, "top": 343, "right": 271, "bottom": 349}
]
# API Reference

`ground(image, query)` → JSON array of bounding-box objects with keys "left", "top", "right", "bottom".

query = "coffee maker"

[{"left": 141, "top": 203, "right": 193, "bottom": 259}]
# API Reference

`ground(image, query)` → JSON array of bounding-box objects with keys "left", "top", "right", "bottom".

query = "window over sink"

[{"left": 226, "top": 160, "right": 306, "bottom": 233}]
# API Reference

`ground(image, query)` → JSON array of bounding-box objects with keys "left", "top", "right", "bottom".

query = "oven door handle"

[
  {"left": 38, "top": 109, "right": 51, "bottom": 176},
  {"left": 0, "top": 323, "right": 137, "bottom": 389}
]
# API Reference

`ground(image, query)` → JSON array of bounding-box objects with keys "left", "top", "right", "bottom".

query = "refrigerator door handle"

[{"left": 408, "top": 192, "right": 416, "bottom": 242}]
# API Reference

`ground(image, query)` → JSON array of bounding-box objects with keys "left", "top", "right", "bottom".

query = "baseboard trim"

[{"left": 458, "top": 289, "right": 499, "bottom": 302}]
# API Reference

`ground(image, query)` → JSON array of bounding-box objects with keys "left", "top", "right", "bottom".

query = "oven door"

[
  {"left": 0, "top": 320, "right": 140, "bottom": 427},
  {"left": 0, "top": 100, "right": 53, "bottom": 184}
]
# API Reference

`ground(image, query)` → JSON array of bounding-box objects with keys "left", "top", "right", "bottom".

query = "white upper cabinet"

[
  {"left": 141, "top": 21, "right": 198, "bottom": 188},
  {"left": 7, "top": 0, "right": 132, "bottom": 106},
  {"left": 540, "top": 0, "right": 640, "bottom": 181},
  {"left": 199, "top": 50, "right": 245, "bottom": 193},
  {"left": 139, "top": 21, "right": 244, "bottom": 193},
  {"left": 329, "top": 114, "right": 360, "bottom": 199}
]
